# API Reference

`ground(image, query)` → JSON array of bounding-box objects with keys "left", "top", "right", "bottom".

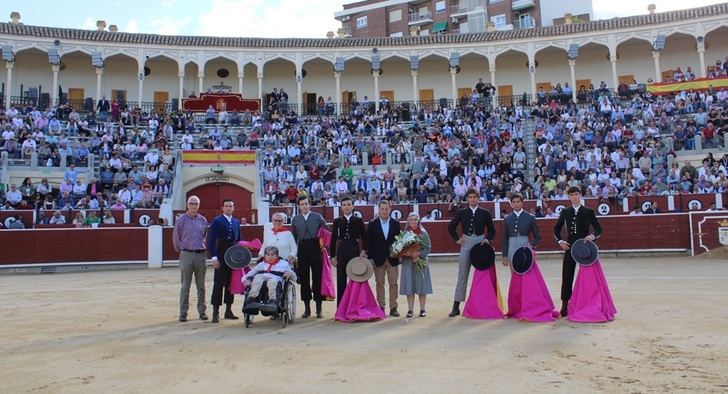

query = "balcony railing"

[
  {"left": 408, "top": 11, "right": 433, "bottom": 25},
  {"left": 450, "top": 5, "right": 469, "bottom": 17},
  {"left": 514, "top": 16, "right": 535, "bottom": 29}
]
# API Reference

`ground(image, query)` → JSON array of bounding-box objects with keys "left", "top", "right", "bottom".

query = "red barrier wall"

[
  {"left": 0, "top": 228, "right": 148, "bottom": 264},
  {"left": 1, "top": 214, "right": 695, "bottom": 265}
]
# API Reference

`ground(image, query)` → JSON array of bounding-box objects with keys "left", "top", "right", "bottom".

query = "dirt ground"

[{"left": 1, "top": 256, "right": 727, "bottom": 393}]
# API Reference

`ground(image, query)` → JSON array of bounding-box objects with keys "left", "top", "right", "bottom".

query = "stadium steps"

[{"left": 522, "top": 118, "right": 537, "bottom": 182}]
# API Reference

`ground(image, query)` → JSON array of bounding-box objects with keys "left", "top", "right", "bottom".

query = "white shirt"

[
  {"left": 469, "top": 206, "right": 478, "bottom": 215},
  {"left": 513, "top": 209, "right": 523, "bottom": 218},
  {"left": 259, "top": 225, "right": 298, "bottom": 259}
]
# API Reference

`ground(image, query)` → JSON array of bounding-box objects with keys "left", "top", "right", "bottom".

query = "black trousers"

[
  {"left": 561, "top": 245, "right": 578, "bottom": 302},
  {"left": 211, "top": 240, "right": 236, "bottom": 306},
  {"left": 298, "top": 239, "right": 323, "bottom": 302},
  {"left": 334, "top": 240, "right": 360, "bottom": 306}
]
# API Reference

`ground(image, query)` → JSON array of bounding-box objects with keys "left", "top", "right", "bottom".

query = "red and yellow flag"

[{"left": 182, "top": 150, "right": 256, "bottom": 165}]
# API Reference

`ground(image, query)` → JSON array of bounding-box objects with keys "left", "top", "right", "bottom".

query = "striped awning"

[{"left": 182, "top": 150, "right": 256, "bottom": 165}]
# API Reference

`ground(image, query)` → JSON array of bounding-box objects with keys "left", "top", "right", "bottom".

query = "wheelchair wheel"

[
  {"left": 244, "top": 313, "right": 252, "bottom": 328},
  {"left": 285, "top": 282, "right": 296, "bottom": 324}
]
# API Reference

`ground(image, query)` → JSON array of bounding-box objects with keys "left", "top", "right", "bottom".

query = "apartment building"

[{"left": 334, "top": 0, "right": 593, "bottom": 38}]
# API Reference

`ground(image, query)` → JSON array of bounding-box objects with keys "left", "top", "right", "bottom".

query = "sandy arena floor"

[{"left": 1, "top": 256, "right": 727, "bottom": 393}]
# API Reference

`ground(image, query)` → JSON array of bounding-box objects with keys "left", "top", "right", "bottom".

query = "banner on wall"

[{"left": 182, "top": 150, "right": 256, "bottom": 165}]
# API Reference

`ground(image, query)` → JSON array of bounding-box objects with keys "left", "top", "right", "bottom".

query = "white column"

[
  {"left": 5, "top": 62, "right": 13, "bottom": 109},
  {"left": 178, "top": 72, "right": 184, "bottom": 103},
  {"left": 198, "top": 73, "right": 204, "bottom": 94},
  {"left": 610, "top": 54, "right": 619, "bottom": 92},
  {"left": 568, "top": 59, "right": 577, "bottom": 103},
  {"left": 238, "top": 72, "right": 244, "bottom": 95},
  {"left": 449, "top": 67, "right": 457, "bottom": 105},
  {"left": 653, "top": 51, "right": 662, "bottom": 83},
  {"left": 373, "top": 70, "right": 380, "bottom": 112},
  {"left": 489, "top": 64, "right": 497, "bottom": 107},
  {"left": 296, "top": 73, "right": 303, "bottom": 114},
  {"left": 528, "top": 59, "right": 537, "bottom": 102},
  {"left": 257, "top": 72, "right": 263, "bottom": 102},
  {"left": 137, "top": 69, "right": 144, "bottom": 109},
  {"left": 51, "top": 65, "right": 60, "bottom": 107},
  {"left": 94, "top": 67, "right": 102, "bottom": 103},
  {"left": 147, "top": 225, "right": 163, "bottom": 268},
  {"left": 411, "top": 70, "right": 418, "bottom": 102},
  {"left": 334, "top": 71, "right": 341, "bottom": 116},
  {"left": 697, "top": 42, "right": 707, "bottom": 78}
]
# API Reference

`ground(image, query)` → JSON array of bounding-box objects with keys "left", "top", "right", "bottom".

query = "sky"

[{"left": 0, "top": 0, "right": 725, "bottom": 38}]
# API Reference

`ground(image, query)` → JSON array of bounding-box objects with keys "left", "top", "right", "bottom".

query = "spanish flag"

[
  {"left": 647, "top": 76, "right": 728, "bottom": 95},
  {"left": 182, "top": 150, "right": 256, "bottom": 165}
]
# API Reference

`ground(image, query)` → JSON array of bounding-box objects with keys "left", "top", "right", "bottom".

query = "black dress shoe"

[
  {"left": 419, "top": 310, "right": 427, "bottom": 318},
  {"left": 316, "top": 312, "right": 323, "bottom": 319},
  {"left": 406, "top": 311, "right": 414, "bottom": 318},
  {"left": 199, "top": 313, "right": 209, "bottom": 321},
  {"left": 224, "top": 311, "right": 239, "bottom": 320},
  {"left": 448, "top": 306, "right": 460, "bottom": 317},
  {"left": 301, "top": 310, "right": 311, "bottom": 318},
  {"left": 211, "top": 313, "right": 220, "bottom": 323},
  {"left": 390, "top": 308, "right": 400, "bottom": 317},
  {"left": 179, "top": 316, "right": 187, "bottom": 322}
]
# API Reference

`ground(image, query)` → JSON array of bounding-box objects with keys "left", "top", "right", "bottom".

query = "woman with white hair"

[
  {"left": 259, "top": 212, "right": 297, "bottom": 263},
  {"left": 399, "top": 212, "right": 433, "bottom": 318}
]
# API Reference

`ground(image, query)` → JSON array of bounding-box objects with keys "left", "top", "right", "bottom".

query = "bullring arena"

[{"left": 1, "top": 1, "right": 728, "bottom": 392}]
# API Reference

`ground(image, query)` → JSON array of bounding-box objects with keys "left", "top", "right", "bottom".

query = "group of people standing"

[{"left": 172, "top": 185, "right": 615, "bottom": 324}]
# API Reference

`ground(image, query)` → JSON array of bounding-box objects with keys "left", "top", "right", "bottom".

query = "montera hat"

[
  {"left": 224, "top": 245, "right": 252, "bottom": 269},
  {"left": 511, "top": 246, "right": 534, "bottom": 275},
  {"left": 570, "top": 239, "right": 599, "bottom": 266},
  {"left": 345, "top": 257, "right": 374, "bottom": 282},
  {"left": 470, "top": 243, "right": 495, "bottom": 271}
]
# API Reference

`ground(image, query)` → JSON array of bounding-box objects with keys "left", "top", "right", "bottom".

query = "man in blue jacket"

[{"left": 207, "top": 199, "right": 243, "bottom": 323}]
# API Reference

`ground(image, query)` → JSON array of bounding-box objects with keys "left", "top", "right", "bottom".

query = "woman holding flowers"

[{"left": 398, "top": 212, "right": 433, "bottom": 318}]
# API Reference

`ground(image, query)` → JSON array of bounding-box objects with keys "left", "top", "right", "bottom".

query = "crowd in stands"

[{"left": 2, "top": 59, "right": 728, "bottom": 219}]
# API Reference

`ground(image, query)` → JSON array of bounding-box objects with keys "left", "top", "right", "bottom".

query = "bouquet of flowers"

[{"left": 390, "top": 231, "right": 428, "bottom": 273}]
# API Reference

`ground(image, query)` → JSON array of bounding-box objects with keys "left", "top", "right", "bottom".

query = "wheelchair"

[{"left": 241, "top": 276, "right": 297, "bottom": 328}]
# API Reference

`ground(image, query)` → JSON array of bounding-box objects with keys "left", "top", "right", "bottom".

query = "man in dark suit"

[
  {"left": 502, "top": 193, "right": 541, "bottom": 265},
  {"left": 553, "top": 186, "right": 603, "bottom": 317},
  {"left": 207, "top": 199, "right": 242, "bottom": 323},
  {"left": 96, "top": 95, "right": 110, "bottom": 121},
  {"left": 330, "top": 195, "right": 367, "bottom": 306},
  {"left": 447, "top": 188, "right": 495, "bottom": 317},
  {"left": 291, "top": 195, "right": 328, "bottom": 318},
  {"left": 367, "top": 200, "right": 402, "bottom": 317}
]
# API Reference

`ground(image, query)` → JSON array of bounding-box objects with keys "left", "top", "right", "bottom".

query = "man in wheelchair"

[{"left": 242, "top": 246, "right": 297, "bottom": 306}]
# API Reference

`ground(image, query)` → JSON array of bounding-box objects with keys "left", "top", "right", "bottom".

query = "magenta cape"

[
  {"left": 463, "top": 265, "right": 505, "bottom": 319},
  {"left": 507, "top": 260, "right": 559, "bottom": 322},
  {"left": 567, "top": 260, "right": 617, "bottom": 323},
  {"left": 319, "top": 227, "right": 336, "bottom": 301},
  {"left": 229, "top": 266, "right": 251, "bottom": 295},
  {"left": 335, "top": 281, "right": 386, "bottom": 322}
]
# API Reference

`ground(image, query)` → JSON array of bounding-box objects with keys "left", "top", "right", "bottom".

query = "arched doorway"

[{"left": 186, "top": 183, "right": 254, "bottom": 223}]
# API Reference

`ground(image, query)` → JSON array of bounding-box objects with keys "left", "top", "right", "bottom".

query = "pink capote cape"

[
  {"left": 462, "top": 265, "right": 505, "bottom": 319},
  {"left": 507, "top": 254, "right": 559, "bottom": 322},
  {"left": 318, "top": 227, "right": 336, "bottom": 301},
  {"left": 335, "top": 280, "right": 386, "bottom": 322},
  {"left": 567, "top": 260, "right": 617, "bottom": 323}
]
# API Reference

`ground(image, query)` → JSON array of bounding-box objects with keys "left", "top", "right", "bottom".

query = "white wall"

[
  {"left": 534, "top": 49, "right": 570, "bottom": 87},
  {"left": 704, "top": 27, "right": 728, "bottom": 75},
  {"left": 495, "top": 52, "right": 531, "bottom": 95},
  {"left": 102, "top": 56, "right": 140, "bottom": 102},
  {"left": 13, "top": 51, "right": 53, "bottom": 98},
  {"left": 574, "top": 45, "right": 611, "bottom": 88},
  {"left": 615, "top": 40, "right": 656, "bottom": 83},
  {"left": 143, "top": 58, "right": 179, "bottom": 101},
  {"left": 301, "top": 59, "right": 336, "bottom": 101}
]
